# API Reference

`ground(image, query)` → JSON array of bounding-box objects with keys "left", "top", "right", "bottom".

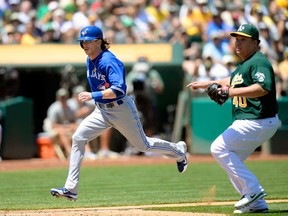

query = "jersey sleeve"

[
  {"left": 105, "top": 61, "right": 127, "bottom": 96},
  {"left": 251, "top": 59, "right": 274, "bottom": 92}
]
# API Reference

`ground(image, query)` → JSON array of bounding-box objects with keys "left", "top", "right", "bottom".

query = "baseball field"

[{"left": 0, "top": 154, "right": 287, "bottom": 216}]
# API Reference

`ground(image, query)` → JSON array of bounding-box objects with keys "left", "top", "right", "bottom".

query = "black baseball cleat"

[
  {"left": 177, "top": 156, "right": 188, "bottom": 173},
  {"left": 176, "top": 141, "right": 188, "bottom": 173}
]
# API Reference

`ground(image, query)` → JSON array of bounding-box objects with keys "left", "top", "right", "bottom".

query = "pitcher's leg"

[{"left": 210, "top": 122, "right": 264, "bottom": 196}]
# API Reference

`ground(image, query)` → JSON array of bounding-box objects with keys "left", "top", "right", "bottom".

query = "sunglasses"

[{"left": 81, "top": 39, "right": 100, "bottom": 44}]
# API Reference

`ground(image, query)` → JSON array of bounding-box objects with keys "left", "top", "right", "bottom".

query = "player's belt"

[{"left": 97, "top": 99, "right": 123, "bottom": 109}]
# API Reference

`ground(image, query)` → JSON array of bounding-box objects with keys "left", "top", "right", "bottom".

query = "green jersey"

[{"left": 230, "top": 51, "right": 278, "bottom": 120}]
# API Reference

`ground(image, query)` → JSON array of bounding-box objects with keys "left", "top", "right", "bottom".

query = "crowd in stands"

[{"left": 1, "top": 0, "right": 288, "bottom": 96}]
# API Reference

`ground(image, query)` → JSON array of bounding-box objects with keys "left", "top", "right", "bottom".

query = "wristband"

[{"left": 91, "top": 91, "right": 102, "bottom": 100}]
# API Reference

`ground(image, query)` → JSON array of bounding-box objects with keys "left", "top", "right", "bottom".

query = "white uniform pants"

[
  {"left": 210, "top": 116, "right": 279, "bottom": 196},
  {"left": 64, "top": 96, "right": 185, "bottom": 194}
]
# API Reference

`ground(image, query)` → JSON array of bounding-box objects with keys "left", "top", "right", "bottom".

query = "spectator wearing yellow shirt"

[
  {"left": 21, "top": 21, "right": 42, "bottom": 45},
  {"left": 278, "top": 48, "right": 288, "bottom": 96},
  {"left": 180, "top": 0, "right": 212, "bottom": 42},
  {"left": 145, "top": 0, "right": 169, "bottom": 28}
]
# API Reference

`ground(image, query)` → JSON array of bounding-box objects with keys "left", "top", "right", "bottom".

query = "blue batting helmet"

[{"left": 77, "top": 26, "right": 103, "bottom": 41}]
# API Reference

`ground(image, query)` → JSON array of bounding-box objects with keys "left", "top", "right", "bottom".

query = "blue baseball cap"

[{"left": 77, "top": 26, "right": 103, "bottom": 41}]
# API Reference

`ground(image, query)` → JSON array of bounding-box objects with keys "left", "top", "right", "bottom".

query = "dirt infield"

[
  {"left": 2, "top": 199, "right": 288, "bottom": 216},
  {"left": 2, "top": 153, "right": 288, "bottom": 172},
  {"left": 1, "top": 154, "right": 288, "bottom": 216},
  {"left": 0, "top": 202, "right": 237, "bottom": 216}
]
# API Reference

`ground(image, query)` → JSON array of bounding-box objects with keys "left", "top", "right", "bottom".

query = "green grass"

[{"left": 0, "top": 160, "right": 287, "bottom": 214}]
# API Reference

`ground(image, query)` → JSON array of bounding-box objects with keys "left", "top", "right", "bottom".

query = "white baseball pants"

[
  {"left": 64, "top": 95, "right": 185, "bottom": 194},
  {"left": 210, "top": 116, "right": 279, "bottom": 196}
]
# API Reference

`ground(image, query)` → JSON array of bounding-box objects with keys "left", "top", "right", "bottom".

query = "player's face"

[
  {"left": 234, "top": 36, "right": 259, "bottom": 60},
  {"left": 81, "top": 39, "right": 101, "bottom": 58}
]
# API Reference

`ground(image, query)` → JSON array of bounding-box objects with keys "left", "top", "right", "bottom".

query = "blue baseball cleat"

[{"left": 50, "top": 187, "right": 77, "bottom": 201}]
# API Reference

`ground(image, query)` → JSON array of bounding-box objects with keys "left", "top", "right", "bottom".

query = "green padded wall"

[
  {"left": 0, "top": 97, "right": 36, "bottom": 159},
  {"left": 190, "top": 97, "right": 232, "bottom": 154},
  {"left": 190, "top": 97, "right": 288, "bottom": 155},
  {"left": 269, "top": 96, "right": 288, "bottom": 154},
  {"left": 277, "top": 96, "right": 288, "bottom": 125}
]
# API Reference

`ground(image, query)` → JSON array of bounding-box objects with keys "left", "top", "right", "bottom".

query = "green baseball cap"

[{"left": 230, "top": 24, "right": 259, "bottom": 40}]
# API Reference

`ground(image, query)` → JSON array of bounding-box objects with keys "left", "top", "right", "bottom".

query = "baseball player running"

[
  {"left": 187, "top": 24, "right": 279, "bottom": 214},
  {"left": 50, "top": 26, "right": 188, "bottom": 201}
]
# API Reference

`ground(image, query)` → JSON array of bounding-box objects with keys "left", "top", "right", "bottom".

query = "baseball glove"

[{"left": 207, "top": 83, "right": 229, "bottom": 105}]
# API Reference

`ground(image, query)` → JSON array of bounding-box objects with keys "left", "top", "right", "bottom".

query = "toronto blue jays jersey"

[{"left": 86, "top": 50, "right": 127, "bottom": 103}]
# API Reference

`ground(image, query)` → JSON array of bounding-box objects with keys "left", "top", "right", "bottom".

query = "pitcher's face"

[{"left": 234, "top": 36, "right": 259, "bottom": 60}]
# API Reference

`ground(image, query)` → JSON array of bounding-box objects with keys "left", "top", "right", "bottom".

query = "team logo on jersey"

[
  {"left": 97, "top": 82, "right": 110, "bottom": 90},
  {"left": 255, "top": 72, "right": 265, "bottom": 82},
  {"left": 231, "top": 73, "right": 243, "bottom": 87}
]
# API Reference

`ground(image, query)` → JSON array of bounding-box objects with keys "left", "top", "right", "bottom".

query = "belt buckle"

[
  {"left": 106, "top": 102, "right": 115, "bottom": 109},
  {"left": 98, "top": 100, "right": 123, "bottom": 109}
]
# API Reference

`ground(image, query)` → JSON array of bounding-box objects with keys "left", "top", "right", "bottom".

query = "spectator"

[
  {"left": 2, "top": 24, "right": 17, "bottom": 44},
  {"left": 251, "top": 5, "right": 279, "bottom": 42},
  {"left": 229, "top": 2, "right": 249, "bottom": 28},
  {"left": 20, "top": 20, "right": 42, "bottom": 45},
  {"left": 180, "top": 0, "right": 212, "bottom": 42},
  {"left": 43, "top": 88, "right": 77, "bottom": 158},
  {"left": 278, "top": 47, "right": 288, "bottom": 96},
  {"left": 71, "top": 0, "right": 90, "bottom": 33},
  {"left": 60, "top": 27, "right": 77, "bottom": 44},
  {"left": 60, "top": 0, "right": 78, "bottom": 21},
  {"left": 271, "top": 62, "right": 283, "bottom": 99},
  {"left": 187, "top": 55, "right": 230, "bottom": 96},
  {"left": 0, "top": 0, "right": 286, "bottom": 51},
  {"left": 213, "top": 0, "right": 233, "bottom": 27},
  {"left": 121, "top": 3, "right": 150, "bottom": 43},
  {"left": 161, "top": 5, "right": 182, "bottom": 42},
  {"left": 42, "top": 23, "right": 60, "bottom": 43},
  {"left": 0, "top": 67, "right": 20, "bottom": 99},
  {"left": 277, "top": 7, "right": 288, "bottom": 50},
  {"left": 36, "top": 0, "right": 51, "bottom": 22},
  {"left": 202, "top": 31, "right": 230, "bottom": 63},
  {"left": 126, "top": 56, "right": 164, "bottom": 137},
  {"left": 145, "top": 0, "right": 169, "bottom": 27},
  {"left": 96, "top": 129, "right": 120, "bottom": 159},
  {"left": 67, "top": 85, "right": 98, "bottom": 160},
  {"left": 6, "top": 0, "right": 20, "bottom": 14},
  {"left": 18, "top": 0, "right": 35, "bottom": 24},
  {"left": 38, "top": 0, "right": 59, "bottom": 30},
  {"left": 0, "top": 0, "right": 10, "bottom": 17},
  {"left": 257, "top": 22, "right": 278, "bottom": 63},
  {"left": 9, "top": 12, "right": 25, "bottom": 34},
  {"left": 206, "top": 10, "right": 235, "bottom": 52},
  {"left": 222, "top": 54, "right": 238, "bottom": 75},
  {"left": 244, "top": 0, "right": 269, "bottom": 23},
  {"left": 103, "top": 14, "right": 130, "bottom": 44},
  {"left": 51, "top": 8, "right": 73, "bottom": 40}
]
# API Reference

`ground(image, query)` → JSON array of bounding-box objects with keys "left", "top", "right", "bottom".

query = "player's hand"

[
  {"left": 187, "top": 81, "right": 210, "bottom": 90},
  {"left": 78, "top": 91, "right": 92, "bottom": 102}
]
